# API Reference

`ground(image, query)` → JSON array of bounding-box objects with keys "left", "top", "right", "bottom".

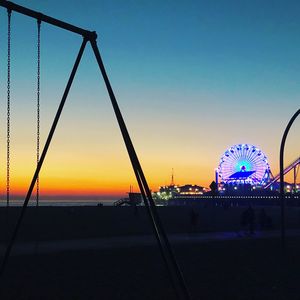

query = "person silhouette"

[
  {"left": 240, "top": 206, "right": 255, "bottom": 235},
  {"left": 258, "top": 208, "right": 267, "bottom": 230},
  {"left": 189, "top": 208, "right": 199, "bottom": 232},
  {"left": 247, "top": 206, "right": 255, "bottom": 234}
]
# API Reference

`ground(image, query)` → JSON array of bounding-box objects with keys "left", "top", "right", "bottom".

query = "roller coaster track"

[{"left": 264, "top": 156, "right": 300, "bottom": 189}]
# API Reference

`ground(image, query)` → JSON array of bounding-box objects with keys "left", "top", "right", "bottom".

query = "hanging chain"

[
  {"left": 7, "top": 9, "right": 11, "bottom": 207},
  {"left": 36, "top": 19, "right": 41, "bottom": 206}
]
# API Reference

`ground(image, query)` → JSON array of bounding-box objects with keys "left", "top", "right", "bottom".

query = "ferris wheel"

[{"left": 218, "top": 144, "right": 271, "bottom": 185}]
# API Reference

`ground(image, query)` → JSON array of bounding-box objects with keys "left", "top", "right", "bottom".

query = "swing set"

[{"left": 0, "top": 1, "right": 191, "bottom": 299}]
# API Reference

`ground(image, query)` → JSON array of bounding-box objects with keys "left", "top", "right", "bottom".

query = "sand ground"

[
  {"left": 0, "top": 236, "right": 299, "bottom": 300},
  {"left": 0, "top": 206, "right": 299, "bottom": 299}
]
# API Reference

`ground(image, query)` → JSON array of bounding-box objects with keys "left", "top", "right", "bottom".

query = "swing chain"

[
  {"left": 36, "top": 19, "right": 41, "bottom": 205},
  {"left": 7, "top": 9, "right": 11, "bottom": 207}
]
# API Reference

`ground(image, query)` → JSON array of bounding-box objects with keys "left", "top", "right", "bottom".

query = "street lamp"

[{"left": 280, "top": 108, "right": 300, "bottom": 253}]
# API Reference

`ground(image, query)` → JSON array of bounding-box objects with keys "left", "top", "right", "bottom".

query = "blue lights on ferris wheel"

[
  {"left": 235, "top": 160, "right": 252, "bottom": 172},
  {"left": 218, "top": 144, "right": 270, "bottom": 185}
]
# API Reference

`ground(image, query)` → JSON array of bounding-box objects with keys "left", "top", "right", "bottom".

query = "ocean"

[{"left": 0, "top": 199, "right": 116, "bottom": 206}]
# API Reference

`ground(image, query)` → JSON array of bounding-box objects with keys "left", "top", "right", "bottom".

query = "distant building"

[
  {"left": 114, "top": 192, "right": 142, "bottom": 206},
  {"left": 153, "top": 184, "right": 205, "bottom": 202},
  {"left": 177, "top": 184, "right": 204, "bottom": 195},
  {"left": 154, "top": 185, "right": 179, "bottom": 201}
]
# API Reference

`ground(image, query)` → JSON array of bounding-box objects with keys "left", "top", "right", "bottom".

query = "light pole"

[{"left": 280, "top": 108, "right": 300, "bottom": 253}]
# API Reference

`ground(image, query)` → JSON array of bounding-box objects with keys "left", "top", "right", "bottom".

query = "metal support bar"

[
  {"left": 126, "top": 157, "right": 182, "bottom": 297},
  {"left": 0, "top": 0, "right": 96, "bottom": 39},
  {"left": 280, "top": 108, "right": 300, "bottom": 253},
  {"left": 0, "top": 38, "right": 88, "bottom": 278},
  {"left": 294, "top": 167, "right": 297, "bottom": 193},
  {"left": 90, "top": 39, "right": 191, "bottom": 300}
]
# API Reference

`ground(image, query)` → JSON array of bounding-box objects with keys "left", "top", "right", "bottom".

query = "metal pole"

[
  {"left": 294, "top": 167, "right": 297, "bottom": 194},
  {"left": 90, "top": 38, "right": 191, "bottom": 300},
  {"left": 0, "top": 38, "right": 88, "bottom": 278},
  {"left": 0, "top": 0, "right": 95, "bottom": 39},
  {"left": 280, "top": 108, "right": 300, "bottom": 253}
]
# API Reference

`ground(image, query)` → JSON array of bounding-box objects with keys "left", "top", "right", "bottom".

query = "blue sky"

[{"left": 0, "top": 0, "right": 299, "bottom": 196}]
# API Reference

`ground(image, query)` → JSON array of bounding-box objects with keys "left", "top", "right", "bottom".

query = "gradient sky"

[{"left": 0, "top": 0, "right": 299, "bottom": 199}]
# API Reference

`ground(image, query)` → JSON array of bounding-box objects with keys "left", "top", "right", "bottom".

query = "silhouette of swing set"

[{"left": 0, "top": 1, "right": 191, "bottom": 299}]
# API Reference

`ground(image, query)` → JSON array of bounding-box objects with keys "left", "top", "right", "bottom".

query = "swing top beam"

[{"left": 0, "top": 0, "right": 97, "bottom": 40}]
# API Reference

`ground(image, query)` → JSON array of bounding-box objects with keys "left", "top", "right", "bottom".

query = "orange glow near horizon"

[{"left": 1, "top": 150, "right": 299, "bottom": 200}]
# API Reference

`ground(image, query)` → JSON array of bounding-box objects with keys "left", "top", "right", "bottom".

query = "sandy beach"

[
  {"left": 0, "top": 205, "right": 300, "bottom": 243},
  {"left": 0, "top": 235, "right": 300, "bottom": 299},
  {"left": 0, "top": 206, "right": 300, "bottom": 299}
]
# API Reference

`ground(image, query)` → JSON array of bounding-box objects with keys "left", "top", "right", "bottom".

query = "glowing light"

[{"left": 218, "top": 144, "right": 270, "bottom": 186}]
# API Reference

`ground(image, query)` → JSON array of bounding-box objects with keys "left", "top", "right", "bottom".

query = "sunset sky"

[{"left": 0, "top": 0, "right": 299, "bottom": 200}]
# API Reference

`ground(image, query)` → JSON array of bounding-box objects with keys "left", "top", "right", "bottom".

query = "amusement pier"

[{"left": 116, "top": 143, "right": 300, "bottom": 207}]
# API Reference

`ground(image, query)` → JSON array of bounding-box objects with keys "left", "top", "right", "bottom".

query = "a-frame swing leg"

[
  {"left": 0, "top": 38, "right": 88, "bottom": 278},
  {"left": 0, "top": 32, "right": 191, "bottom": 299},
  {"left": 90, "top": 39, "right": 191, "bottom": 300}
]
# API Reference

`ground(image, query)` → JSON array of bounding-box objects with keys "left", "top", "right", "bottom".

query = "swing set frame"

[{"left": 0, "top": 1, "right": 191, "bottom": 299}]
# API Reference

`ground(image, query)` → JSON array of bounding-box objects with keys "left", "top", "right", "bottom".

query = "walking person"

[
  {"left": 189, "top": 208, "right": 199, "bottom": 233},
  {"left": 247, "top": 205, "right": 255, "bottom": 235},
  {"left": 258, "top": 208, "right": 267, "bottom": 230}
]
